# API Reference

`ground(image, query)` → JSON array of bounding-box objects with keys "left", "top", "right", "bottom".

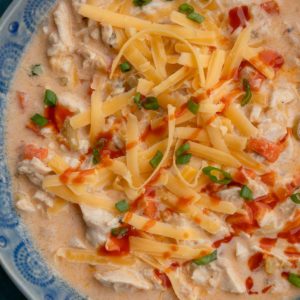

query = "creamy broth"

[{"left": 5, "top": 0, "right": 300, "bottom": 299}]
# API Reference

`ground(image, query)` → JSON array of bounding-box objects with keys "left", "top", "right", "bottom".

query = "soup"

[{"left": 6, "top": 0, "right": 300, "bottom": 299}]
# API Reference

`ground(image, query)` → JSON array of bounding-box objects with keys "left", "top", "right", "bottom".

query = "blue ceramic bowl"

[{"left": 0, "top": 1, "right": 84, "bottom": 299}]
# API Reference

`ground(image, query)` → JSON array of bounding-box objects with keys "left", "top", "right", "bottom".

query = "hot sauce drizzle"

[
  {"left": 248, "top": 252, "right": 264, "bottom": 271},
  {"left": 154, "top": 269, "right": 171, "bottom": 288},
  {"left": 213, "top": 234, "right": 234, "bottom": 248}
]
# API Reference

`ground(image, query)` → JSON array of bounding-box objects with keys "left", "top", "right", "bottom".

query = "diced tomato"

[
  {"left": 226, "top": 205, "right": 257, "bottom": 234},
  {"left": 248, "top": 252, "right": 264, "bottom": 271},
  {"left": 259, "top": 50, "right": 284, "bottom": 71},
  {"left": 227, "top": 199, "right": 272, "bottom": 234},
  {"left": 259, "top": 237, "right": 277, "bottom": 251},
  {"left": 278, "top": 211, "right": 300, "bottom": 244},
  {"left": 261, "top": 171, "right": 276, "bottom": 186},
  {"left": 44, "top": 105, "right": 74, "bottom": 132},
  {"left": 23, "top": 144, "right": 48, "bottom": 161},
  {"left": 284, "top": 246, "right": 300, "bottom": 258},
  {"left": 99, "top": 226, "right": 139, "bottom": 257},
  {"left": 228, "top": 6, "right": 250, "bottom": 32},
  {"left": 17, "top": 91, "right": 29, "bottom": 110},
  {"left": 261, "top": 1, "right": 280, "bottom": 15},
  {"left": 247, "top": 201, "right": 271, "bottom": 224},
  {"left": 213, "top": 234, "right": 234, "bottom": 248},
  {"left": 275, "top": 174, "right": 300, "bottom": 201},
  {"left": 154, "top": 269, "right": 171, "bottom": 288},
  {"left": 255, "top": 193, "right": 278, "bottom": 208},
  {"left": 247, "top": 137, "right": 286, "bottom": 163},
  {"left": 144, "top": 200, "right": 158, "bottom": 220},
  {"left": 233, "top": 167, "right": 256, "bottom": 184},
  {"left": 101, "top": 235, "right": 130, "bottom": 256}
]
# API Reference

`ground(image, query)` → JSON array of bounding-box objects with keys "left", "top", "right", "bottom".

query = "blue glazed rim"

[
  {"left": 0, "top": 1, "right": 299, "bottom": 300},
  {"left": 0, "top": 1, "right": 84, "bottom": 299}
]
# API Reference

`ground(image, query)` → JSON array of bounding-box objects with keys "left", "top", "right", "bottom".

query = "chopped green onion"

[
  {"left": 193, "top": 250, "right": 217, "bottom": 266},
  {"left": 133, "top": 0, "right": 152, "bottom": 7},
  {"left": 178, "top": 3, "right": 194, "bottom": 15},
  {"left": 240, "top": 185, "right": 253, "bottom": 201},
  {"left": 119, "top": 61, "right": 132, "bottom": 72},
  {"left": 187, "top": 12, "right": 205, "bottom": 23},
  {"left": 288, "top": 273, "right": 300, "bottom": 288},
  {"left": 111, "top": 227, "right": 129, "bottom": 238},
  {"left": 292, "top": 118, "right": 300, "bottom": 141},
  {"left": 92, "top": 138, "right": 107, "bottom": 164},
  {"left": 92, "top": 148, "right": 101, "bottom": 165},
  {"left": 202, "top": 166, "right": 232, "bottom": 185},
  {"left": 290, "top": 193, "right": 300, "bottom": 204},
  {"left": 176, "top": 143, "right": 190, "bottom": 157},
  {"left": 176, "top": 153, "right": 192, "bottom": 165},
  {"left": 150, "top": 150, "right": 163, "bottom": 168},
  {"left": 115, "top": 200, "right": 130, "bottom": 212},
  {"left": 31, "top": 114, "right": 48, "bottom": 127},
  {"left": 187, "top": 98, "right": 199, "bottom": 115},
  {"left": 44, "top": 89, "right": 57, "bottom": 107},
  {"left": 241, "top": 79, "right": 252, "bottom": 106},
  {"left": 142, "top": 97, "right": 160, "bottom": 110},
  {"left": 96, "top": 138, "right": 107, "bottom": 150},
  {"left": 133, "top": 92, "right": 142, "bottom": 109},
  {"left": 30, "top": 64, "right": 43, "bottom": 77}
]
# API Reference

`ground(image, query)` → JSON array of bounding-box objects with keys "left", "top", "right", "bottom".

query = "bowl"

[{"left": 0, "top": 0, "right": 83, "bottom": 299}]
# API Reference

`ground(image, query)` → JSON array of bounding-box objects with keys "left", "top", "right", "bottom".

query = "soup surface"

[{"left": 6, "top": 0, "right": 300, "bottom": 299}]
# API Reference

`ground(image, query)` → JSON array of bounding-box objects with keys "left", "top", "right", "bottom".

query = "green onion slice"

[
  {"left": 133, "top": 0, "right": 152, "bottom": 6},
  {"left": 176, "top": 153, "right": 192, "bottom": 165},
  {"left": 176, "top": 143, "right": 190, "bottom": 157},
  {"left": 119, "top": 61, "right": 132, "bottom": 72},
  {"left": 193, "top": 250, "right": 217, "bottom": 266},
  {"left": 31, "top": 114, "right": 48, "bottom": 127},
  {"left": 133, "top": 92, "right": 142, "bottom": 109},
  {"left": 111, "top": 227, "right": 129, "bottom": 238},
  {"left": 240, "top": 185, "right": 253, "bottom": 200},
  {"left": 241, "top": 79, "right": 252, "bottom": 106},
  {"left": 187, "top": 98, "right": 199, "bottom": 115},
  {"left": 290, "top": 193, "right": 300, "bottom": 204},
  {"left": 115, "top": 200, "right": 130, "bottom": 213},
  {"left": 288, "top": 273, "right": 300, "bottom": 288},
  {"left": 30, "top": 64, "right": 43, "bottom": 77},
  {"left": 92, "top": 148, "right": 101, "bottom": 165},
  {"left": 178, "top": 3, "right": 194, "bottom": 15},
  {"left": 44, "top": 89, "right": 57, "bottom": 107},
  {"left": 202, "top": 166, "right": 232, "bottom": 184},
  {"left": 187, "top": 12, "right": 205, "bottom": 23},
  {"left": 142, "top": 97, "right": 160, "bottom": 110},
  {"left": 150, "top": 150, "right": 163, "bottom": 168}
]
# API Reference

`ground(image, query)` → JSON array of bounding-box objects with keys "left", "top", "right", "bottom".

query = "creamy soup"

[{"left": 6, "top": 0, "right": 300, "bottom": 299}]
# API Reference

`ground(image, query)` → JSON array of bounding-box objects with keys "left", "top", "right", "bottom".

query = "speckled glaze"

[{"left": 0, "top": 1, "right": 84, "bottom": 299}]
